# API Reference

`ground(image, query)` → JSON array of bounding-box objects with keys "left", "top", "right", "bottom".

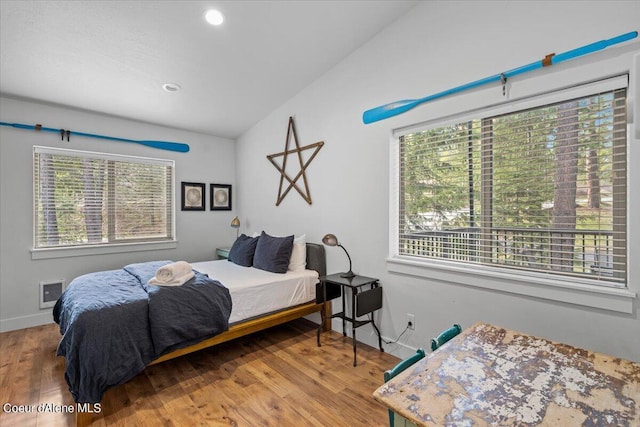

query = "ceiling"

[{"left": 0, "top": 1, "right": 418, "bottom": 139}]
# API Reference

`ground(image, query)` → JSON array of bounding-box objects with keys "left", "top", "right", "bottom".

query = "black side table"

[{"left": 317, "top": 273, "right": 383, "bottom": 366}]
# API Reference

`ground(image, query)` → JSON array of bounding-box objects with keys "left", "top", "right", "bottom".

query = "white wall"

[
  {"left": 0, "top": 97, "right": 237, "bottom": 331},
  {"left": 236, "top": 1, "right": 640, "bottom": 361}
]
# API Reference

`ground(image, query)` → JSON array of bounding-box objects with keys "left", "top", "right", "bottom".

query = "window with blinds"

[
  {"left": 398, "top": 80, "right": 627, "bottom": 286},
  {"left": 33, "top": 147, "right": 174, "bottom": 248}
]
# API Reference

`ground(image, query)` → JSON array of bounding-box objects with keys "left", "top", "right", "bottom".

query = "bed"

[{"left": 53, "top": 240, "right": 330, "bottom": 420}]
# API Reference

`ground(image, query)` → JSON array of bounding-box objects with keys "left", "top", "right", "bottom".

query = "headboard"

[
  {"left": 305, "top": 243, "right": 326, "bottom": 277},
  {"left": 306, "top": 243, "right": 340, "bottom": 303}
]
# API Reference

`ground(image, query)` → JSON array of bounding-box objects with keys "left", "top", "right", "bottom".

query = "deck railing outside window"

[{"left": 401, "top": 228, "right": 615, "bottom": 281}]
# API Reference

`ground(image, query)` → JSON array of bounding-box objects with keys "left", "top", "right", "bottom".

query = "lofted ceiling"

[{"left": 0, "top": 0, "right": 418, "bottom": 139}]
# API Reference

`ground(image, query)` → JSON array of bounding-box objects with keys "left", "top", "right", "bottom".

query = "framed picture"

[
  {"left": 210, "top": 184, "right": 232, "bottom": 211},
  {"left": 181, "top": 182, "right": 205, "bottom": 211}
]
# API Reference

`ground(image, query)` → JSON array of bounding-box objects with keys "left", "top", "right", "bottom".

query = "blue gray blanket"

[{"left": 53, "top": 261, "right": 232, "bottom": 403}]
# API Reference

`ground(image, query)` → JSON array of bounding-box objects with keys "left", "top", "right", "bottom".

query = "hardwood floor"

[{"left": 1, "top": 319, "right": 400, "bottom": 426}]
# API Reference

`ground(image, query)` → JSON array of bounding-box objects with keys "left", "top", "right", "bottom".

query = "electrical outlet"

[{"left": 407, "top": 313, "right": 415, "bottom": 330}]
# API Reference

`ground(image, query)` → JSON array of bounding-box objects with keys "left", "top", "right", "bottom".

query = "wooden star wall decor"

[{"left": 267, "top": 117, "right": 324, "bottom": 206}]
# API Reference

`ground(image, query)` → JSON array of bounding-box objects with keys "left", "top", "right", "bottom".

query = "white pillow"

[{"left": 288, "top": 234, "right": 307, "bottom": 271}]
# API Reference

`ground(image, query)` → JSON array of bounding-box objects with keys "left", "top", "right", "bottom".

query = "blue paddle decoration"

[
  {"left": 363, "top": 31, "right": 638, "bottom": 124},
  {"left": 0, "top": 121, "right": 190, "bottom": 153}
]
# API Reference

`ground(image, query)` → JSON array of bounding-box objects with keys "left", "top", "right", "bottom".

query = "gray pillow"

[
  {"left": 253, "top": 231, "right": 294, "bottom": 273},
  {"left": 228, "top": 234, "right": 259, "bottom": 267}
]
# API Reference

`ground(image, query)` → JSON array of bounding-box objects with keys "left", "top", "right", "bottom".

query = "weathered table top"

[{"left": 373, "top": 322, "right": 640, "bottom": 426}]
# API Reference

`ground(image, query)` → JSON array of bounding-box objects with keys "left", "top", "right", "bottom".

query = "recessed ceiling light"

[
  {"left": 162, "top": 82, "right": 182, "bottom": 92},
  {"left": 204, "top": 9, "right": 224, "bottom": 26}
]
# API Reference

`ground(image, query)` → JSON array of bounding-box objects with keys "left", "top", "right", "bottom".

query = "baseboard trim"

[
  {"left": 0, "top": 310, "right": 410, "bottom": 362},
  {"left": 0, "top": 311, "right": 54, "bottom": 332}
]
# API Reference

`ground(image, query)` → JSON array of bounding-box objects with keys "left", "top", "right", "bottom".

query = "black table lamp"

[{"left": 322, "top": 233, "right": 355, "bottom": 278}]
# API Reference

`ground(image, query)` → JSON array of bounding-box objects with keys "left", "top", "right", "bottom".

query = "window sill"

[
  {"left": 31, "top": 240, "right": 178, "bottom": 260},
  {"left": 386, "top": 256, "right": 636, "bottom": 314}
]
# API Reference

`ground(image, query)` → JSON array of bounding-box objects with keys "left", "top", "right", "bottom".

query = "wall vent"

[{"left": 40, "top": 280, "right": 65, "bottom": 309}]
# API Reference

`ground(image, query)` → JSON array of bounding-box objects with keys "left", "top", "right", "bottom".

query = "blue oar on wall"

[
  {"left": 363, "top": 31, "right": 638, "bottom": 124},
  {"left": 0, "top": 121, "right": 190, "bottom": 153}
]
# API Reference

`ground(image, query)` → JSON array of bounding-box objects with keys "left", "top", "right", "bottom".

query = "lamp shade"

[{"left": 322, "top": 233, "right": 338, "bottom": 246}]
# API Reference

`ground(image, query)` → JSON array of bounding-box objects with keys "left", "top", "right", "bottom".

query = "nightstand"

[
  {"left": 216, "top": 247, "right": 230, "bottom": 260},
  {"left": 318, "top": 273, "right": 383, "bottom": 366}
]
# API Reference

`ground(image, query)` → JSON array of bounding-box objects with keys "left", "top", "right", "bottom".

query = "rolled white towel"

[
  {"left": 148, "top": 261, "right": 194, "bottom": 286},
  {"left": 148, "top": 271, "right": 195, "bottom": 287}
]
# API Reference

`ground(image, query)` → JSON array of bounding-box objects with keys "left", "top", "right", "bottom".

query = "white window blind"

[
  {"left": 398, "top": 78, "right": 627, "bottom": 286},
  {"left": 33, "top": 147, "right": 174, "bottom": 248}
]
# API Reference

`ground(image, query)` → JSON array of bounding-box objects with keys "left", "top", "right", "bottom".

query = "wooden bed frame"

[
  {"left": 76, "top": 243, "right": 330, "bottom": 426},
  {"left": 151, "top": 299, "right": 331, "bottom": 365}
]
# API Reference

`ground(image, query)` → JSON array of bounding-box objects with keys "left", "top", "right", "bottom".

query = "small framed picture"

[
  {"left": 181, "top": 182, "right": 205, "bottom": 211},
  {"left": 210, "top": 184, "right": 232, "bottom": 211}
]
